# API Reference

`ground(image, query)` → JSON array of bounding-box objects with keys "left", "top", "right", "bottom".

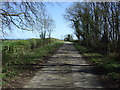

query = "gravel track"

[{"left": 24, "top": 42, "right": 104, "bottom": 89}]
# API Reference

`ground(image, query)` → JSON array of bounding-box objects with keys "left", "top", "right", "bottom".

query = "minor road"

[{"left": 24, "top": 42, "right": 104, "bottom": 88}]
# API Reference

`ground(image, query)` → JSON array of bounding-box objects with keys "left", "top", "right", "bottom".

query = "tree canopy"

[{"left": 64, "top": 2, "right": 120, "bottom": 54}]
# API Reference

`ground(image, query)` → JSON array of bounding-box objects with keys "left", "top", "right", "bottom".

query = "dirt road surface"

[{"left": 24, "top": 42, "right": 104, "bottom": 89}]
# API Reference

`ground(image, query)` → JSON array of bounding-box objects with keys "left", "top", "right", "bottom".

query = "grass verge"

[{"left": 74, "top": 42, "right": 120, "bottom": 88}]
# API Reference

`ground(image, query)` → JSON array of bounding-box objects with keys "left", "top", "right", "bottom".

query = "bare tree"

[
  {"left": 0, "top": 2, "right": 45, "bottom": 37},
  {"left": 47, "top": 16, "right": 55, "bottom": 39}
]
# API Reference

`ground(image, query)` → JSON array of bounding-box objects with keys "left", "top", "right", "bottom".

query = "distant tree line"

[
  {"left": 0, "top": 2, "right": 55, "bottom": 39},
  {"left": 64, "top": 2, "right": 120, "bottom": 55}
]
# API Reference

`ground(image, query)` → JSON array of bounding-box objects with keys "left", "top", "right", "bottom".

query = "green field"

[{"left": 1, "top": 38, "right": 64, "bottom": 86}]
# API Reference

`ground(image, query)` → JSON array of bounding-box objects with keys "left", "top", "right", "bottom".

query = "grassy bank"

[
  {"left": 1, "top": 38, "right": 64, "bottom": 87},
  {"left": 74, "top": 42, "right": 120, "bottom": 88}
]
